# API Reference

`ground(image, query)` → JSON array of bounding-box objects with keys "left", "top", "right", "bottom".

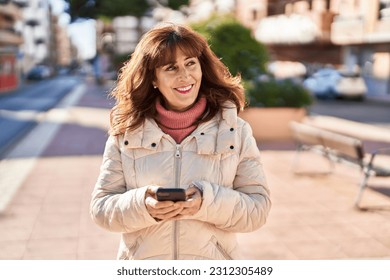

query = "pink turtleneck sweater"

[{"left": 155, "top": 97, "right": 207, "bottom": 143}]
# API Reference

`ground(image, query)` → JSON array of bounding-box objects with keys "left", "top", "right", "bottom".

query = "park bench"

[{"left": 289, "top": 121, "right": 390, "bottom": 208}]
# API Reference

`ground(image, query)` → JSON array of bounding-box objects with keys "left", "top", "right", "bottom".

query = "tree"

[
  {"left": 165, "top": 0, "right": 189, "bottom": 10},
  {"left": 67, "top": 0, "right": 98, "bottom": 20},
  {"left": 66, "top": 0, "right": 150, "bottom": 21},
  {"left": 98, "top": 0, "right": 150, "bottom": 18},
  {"left": 192, "top": 15, "right": 312, "bottom": 108},
  {"left": 191, "top": 15, "right": 268, "bottom": 81},
  {"left": 66, "top": 0, "right": 189, "bottom": 21}
]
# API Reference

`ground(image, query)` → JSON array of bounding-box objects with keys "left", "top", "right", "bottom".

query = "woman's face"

[{"left": 154, "top": 48, "right": 202, "bottom": 112}]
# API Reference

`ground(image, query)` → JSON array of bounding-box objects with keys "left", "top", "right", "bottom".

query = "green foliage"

[
  {"left": 192, "top": 15, "right": 310, "bottom": 108},
  {"left": 98, "top": 0, "right": 150, "bottom": 18},
  {"left": 67, "top": 0, "right": 99, "bottom": 20},
  {"left": 67, "top": 0, "right": 188, "bottom": 20},
  {"left": 112, "top": 53, "right": 130, "bottom": 70},
  {"left": 166, "top": 0, "right": 189, "bottom": 10},
  {"left": 67, "top": 0, "right": 150, "bottom": 20},
  {"left": 246, "top": 77, "right": 313, "bottom": 108},
  {"left": 191, "top": 15, "right": 268, "bottom": 81}
]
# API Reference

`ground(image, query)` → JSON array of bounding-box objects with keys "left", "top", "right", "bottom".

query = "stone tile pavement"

[
  {"left": 238, "top": 151, "right": 390, "bottom": 259},
  {"left": 0, "top": 79, "right": 389, "bottom": 260}
]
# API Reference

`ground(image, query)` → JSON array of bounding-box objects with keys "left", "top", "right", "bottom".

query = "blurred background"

[
  {"left": 1, "top": 0, "right": 390, "bottom": 96},
  {"left": 0, "top": 0, "right": 390, "bottom": 260}
]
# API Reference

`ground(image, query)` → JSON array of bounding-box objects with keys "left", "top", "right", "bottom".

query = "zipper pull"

[{"left": 175, "top": 144, "right": 181, "bottom": 159}]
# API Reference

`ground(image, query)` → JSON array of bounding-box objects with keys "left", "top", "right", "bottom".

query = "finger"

[
  {"left": 146, "top": 186, "right": 160, "bottom": 198},
  {"left": 153, "top": 205, "right": 184, "bottom": 220},
  {"left": 147, "top": 205, "right": 178, "bottom": 219},
  {"left": 175, "top": 198, "right": 202, "bottom": 217},
  {"left": 145, "top": 197, "right": 177, "bottom": 220},
  {"left": 145, "top": 196, "right": 174, "bottom": 209},
  {"left": 147, "top": 206, "right": 170, "bottom": 218},
  {"left": 178, "top": 195, "right": 201, "bottom": 209},
  {"left": 181, "top": 204, "right": 199, "bottom": 214},
  {"left": 174, "top": 207, "right": 197, "bottom": 217},
  {"left": 185, "top": 186, "right": 199, "bottom": 197},
  {"left": 187, "top": 192, "right": 201, "bottom": 202},
  {"left": 146, "top": 200, "right": 183, "bottom": 216}
]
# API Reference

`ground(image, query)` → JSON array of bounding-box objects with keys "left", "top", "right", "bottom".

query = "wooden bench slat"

[{"left": 289, "top": 121, "right": 390, "bottom": 208}]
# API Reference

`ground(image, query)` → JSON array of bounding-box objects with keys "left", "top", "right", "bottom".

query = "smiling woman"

[
  {"left": 90, "top": 23, "right": 271, "bottom": 260},
  {"left": 154, "top": 50, "right": 202, "bottom": 111}
]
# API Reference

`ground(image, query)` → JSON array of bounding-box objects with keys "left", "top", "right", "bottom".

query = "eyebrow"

[{"left": 162, "top": 57, "right": 195, "bottom": 67}]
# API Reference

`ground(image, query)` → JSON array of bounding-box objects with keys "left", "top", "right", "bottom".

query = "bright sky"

[
  {"left": 67, "top": 19, "right": 97, "bottom": 60},
  {"left": 49, "top": 0, "right": 70, "bottom": 26},
  {"left": 48, "top": 0, "right": 96, "bottom": 60},
  {"left": 49, "top": 0, "right": 67, "bottom": 15}
]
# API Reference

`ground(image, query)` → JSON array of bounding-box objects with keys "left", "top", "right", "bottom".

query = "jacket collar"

[
  {"left": 123, "top": 119, "right": 165, "bottom": 151},
  {"left": 194, "top": 102, "right": 239, "bottom": 155},
  {"left": 123, "top": 101, "right": 239, "bottom": 154}
]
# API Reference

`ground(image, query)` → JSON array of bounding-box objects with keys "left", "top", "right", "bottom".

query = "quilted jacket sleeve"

[
  {"left": 191, "top": 122, "right": 271, "bottom": 233},
  {"left": 90, "top": 135, "right": 158, "bottom": 233}
]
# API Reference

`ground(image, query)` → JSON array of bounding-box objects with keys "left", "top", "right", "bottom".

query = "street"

[
  {"left": 0, "top": 76, "right": 118, "bottom": 259},
  {"left": 310, "top": 98, "right": 390, "bottom": 125},
  {"left": 0, "top": 76, "right": 82, "bottom": 157},
  {"left": 0, "top": 75, "right": 389, "bottom": 260}
]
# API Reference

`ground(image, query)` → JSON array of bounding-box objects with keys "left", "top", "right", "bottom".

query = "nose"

[{"left": 178, "top": 68, "right": 189, "bottom": 80}]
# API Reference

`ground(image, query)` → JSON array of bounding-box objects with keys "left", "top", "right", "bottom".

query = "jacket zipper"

[
  {"left": 173, "top": 144, "right": 182, "bottom": 260},
  {"left": 211, "top": 236, "right": 233, "bottom": 260},
  {"left": 174, "top": 144, "right": 182, "bottom": 188}
]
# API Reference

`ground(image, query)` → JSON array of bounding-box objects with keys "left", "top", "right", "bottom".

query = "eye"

[
  {"left": 186, "top": 60, "right": 197, "bottom": 66},
  {"left": 164, "top": 64, "right": 176, "bottom": 71}
]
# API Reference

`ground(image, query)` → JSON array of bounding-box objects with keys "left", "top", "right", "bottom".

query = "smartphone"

[{"left": 156, "top": 188, "right": 186, "bottom": 202}]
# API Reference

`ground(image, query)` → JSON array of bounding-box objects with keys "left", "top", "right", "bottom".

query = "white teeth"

[{"left": 176, "top": 85, "right": 192, "bottom": 91}]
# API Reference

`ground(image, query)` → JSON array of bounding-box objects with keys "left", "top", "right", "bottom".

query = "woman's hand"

[
  {"left": 175, "top": 186, "right": 203, "bottom": 217},
  {"left": 145, "top": 186, "right": 183, "bottom": 221}
]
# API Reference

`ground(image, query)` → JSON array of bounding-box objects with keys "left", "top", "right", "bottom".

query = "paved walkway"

[{"left": 0, "top": 78, "right": 389, "bottom": 260}]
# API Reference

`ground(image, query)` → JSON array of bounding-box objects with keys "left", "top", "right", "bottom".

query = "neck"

[{"left": 155, "top": 96, "right": 207, "bottom": 143}]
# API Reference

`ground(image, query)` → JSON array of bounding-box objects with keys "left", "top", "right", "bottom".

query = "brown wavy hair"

[{"left": 109, "top": 23, "right": 245, "bottom": 136}]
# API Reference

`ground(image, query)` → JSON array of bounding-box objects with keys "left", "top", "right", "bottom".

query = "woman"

[{"left": 90, "top": 23, "right": 271, "bottom": 260}]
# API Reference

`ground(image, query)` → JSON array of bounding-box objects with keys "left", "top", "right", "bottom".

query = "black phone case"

[{"left": 156, "top": 188, "right": 186, "bottom": 202}]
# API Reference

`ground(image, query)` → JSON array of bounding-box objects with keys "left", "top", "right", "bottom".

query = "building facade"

[
  {"left": 331, "top": 0, "right": 390, "bottom": 94},
  {"left": 0, "top": 0, "right": 23, "bottom": 92},
  {"left": 236, "top": 0, "right": 390, "bottom": 95},
  {"left": 0, "top": 0, "right": 73, "bottom": 92}
]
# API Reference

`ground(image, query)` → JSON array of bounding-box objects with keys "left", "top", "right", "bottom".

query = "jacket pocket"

[
  {"left": 119, "top": 238, "right": 141, "bottom": 260},
  {"left": 210, "top": 236, "right": 233, "bottom": 260}
]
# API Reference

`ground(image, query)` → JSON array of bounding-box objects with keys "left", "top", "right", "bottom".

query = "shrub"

[
  {"left": 192, "top": 15, "right": 268, "bottom": 81},
  {"left": 192, "top": 14, "right": 311, "bottom": 108},
  {"left": 112, "top": 53, "right": 130, "bottom": 71},
  {"left": 246, "top": 77, "right": 313, "bottom": 108},
  {"left": 166, "top": 0, "right": 189, "bottom": 10}
]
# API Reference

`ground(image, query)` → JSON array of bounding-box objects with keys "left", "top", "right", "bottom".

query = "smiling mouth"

[{"left": 175, "top": 84, "right": 193, "bottom": 94}]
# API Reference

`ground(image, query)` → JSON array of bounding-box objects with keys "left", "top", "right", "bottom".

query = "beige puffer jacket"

[{"left": 90, "top": 102, "right": 271, "bottom": 260}]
